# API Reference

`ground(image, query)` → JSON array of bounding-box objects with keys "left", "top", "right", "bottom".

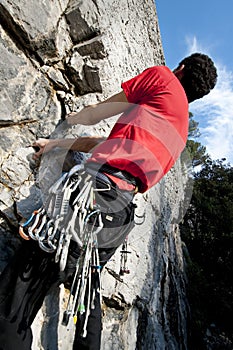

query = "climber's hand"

[{"left": 31, "top": 138, "right": 56, "bottom": 160}]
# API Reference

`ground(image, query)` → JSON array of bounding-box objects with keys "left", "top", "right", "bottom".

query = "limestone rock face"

[{"left": 0, "top": 1, "right": 190, "bottom": 349}]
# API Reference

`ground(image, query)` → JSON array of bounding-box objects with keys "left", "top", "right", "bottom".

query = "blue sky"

[{"left": 156, "top": 1, "right": 233, "bottom": 164}]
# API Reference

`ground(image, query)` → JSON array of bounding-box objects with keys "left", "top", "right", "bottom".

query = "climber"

[{"left": 0, "top": 53, "right": 217, "bottom": 350}]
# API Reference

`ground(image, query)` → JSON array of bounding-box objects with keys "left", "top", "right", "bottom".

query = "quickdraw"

[
  {"left": 62, "top": 209, "right": 103, "bottom": 335},
  {"left": 18, "top": 163, "right": 106, "bottom": 336},
  {"left": 18, "top": 164, "right": 103, "bottom": 272},
  {"left": 119, "top": 237, "right": 131, "bottom": 275}
]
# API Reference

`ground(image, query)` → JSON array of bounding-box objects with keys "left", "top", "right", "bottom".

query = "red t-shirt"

[{"left": 88, "top": 66, "right": 189, "bottom": 193}]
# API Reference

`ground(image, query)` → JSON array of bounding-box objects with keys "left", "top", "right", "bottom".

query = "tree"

[
  {"left": 185, "top": 139, "right": 209, "bottom": 167},
  {"left": 183, "top": 112, "right": 210, "bottom": 167},
  {"left": 188, "top": 112, "right": 201, "bottom": 139},
  {"left": 180, "top": 159, "right": 233, "bottom": 348}
]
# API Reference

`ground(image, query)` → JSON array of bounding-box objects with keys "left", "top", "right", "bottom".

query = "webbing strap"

[{"left": 86, "top": 162, "right": 138, "bottom": 187}]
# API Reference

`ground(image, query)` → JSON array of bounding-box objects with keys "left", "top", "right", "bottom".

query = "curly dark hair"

[{"left": 178, "top": 53, "right": 217, "bottom": 103}]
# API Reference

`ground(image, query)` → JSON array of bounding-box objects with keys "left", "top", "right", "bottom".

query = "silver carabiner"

[
  {"left": 34, "top": 214, "right": 47, "bottom": 240},
  {"left": 28, "top": 208, "right": 46, "bottom": 240}
]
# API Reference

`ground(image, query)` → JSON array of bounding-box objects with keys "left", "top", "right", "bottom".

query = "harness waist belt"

[
  {"left": 86, "top": 162, "right": 138, "bottom": 187},
  {"left": 86, "top": 166, "right": 112, "bottom": 186}
]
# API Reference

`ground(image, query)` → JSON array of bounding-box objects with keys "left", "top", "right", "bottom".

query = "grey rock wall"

[{"left": 0, "top": 1, "right": 190, "bottom": 349}]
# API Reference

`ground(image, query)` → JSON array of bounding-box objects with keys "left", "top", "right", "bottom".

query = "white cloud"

[{"left": 185, "top": 36, "right": 233, "bottom": 164}]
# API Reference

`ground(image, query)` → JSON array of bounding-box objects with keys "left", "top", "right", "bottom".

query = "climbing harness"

[{"left": 18, "top": 160, "right": 137, "bottom": 336}]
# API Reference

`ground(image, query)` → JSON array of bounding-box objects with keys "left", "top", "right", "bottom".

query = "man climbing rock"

[{"left": 0, "top": 53, "right": 217, "bottom": 350}]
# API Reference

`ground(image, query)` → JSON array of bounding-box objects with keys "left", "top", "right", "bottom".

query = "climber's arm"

[
  {"left": 32, "top": 136, "right": 106, "bottom": 159},
  {"left": 32, "top": 90, "right": 129, "bottom": 158},
  {"left": 66, "top": 90, "right": 130, "bottom": 125}
]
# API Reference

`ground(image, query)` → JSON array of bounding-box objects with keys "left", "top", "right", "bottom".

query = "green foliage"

[
  {"left": 183, "top": 112, "right": 210, "bottom": 167},
  {"left": 180, "top": 159, "right": 233, "bottom": 348},
  {"left": 188, "top": 112, "right": 201, "bottom": 139},
  {"left": 186, "top": 139, "right": 209, "bottom": 167}
]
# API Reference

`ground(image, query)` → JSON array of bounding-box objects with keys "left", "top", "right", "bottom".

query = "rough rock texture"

[{"left": 0, "top": 0, "right": 190, "bottom": 349}]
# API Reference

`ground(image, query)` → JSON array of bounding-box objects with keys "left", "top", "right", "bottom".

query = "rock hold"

[
  {"left": 65, "top": 51, "right": 102, "bottom": 94},
  {"left": 65, "top": 5, "right": 100, "bottom": 44},
  {"left": 75, "top": 36, "right": 107, "bottom": 59}
]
